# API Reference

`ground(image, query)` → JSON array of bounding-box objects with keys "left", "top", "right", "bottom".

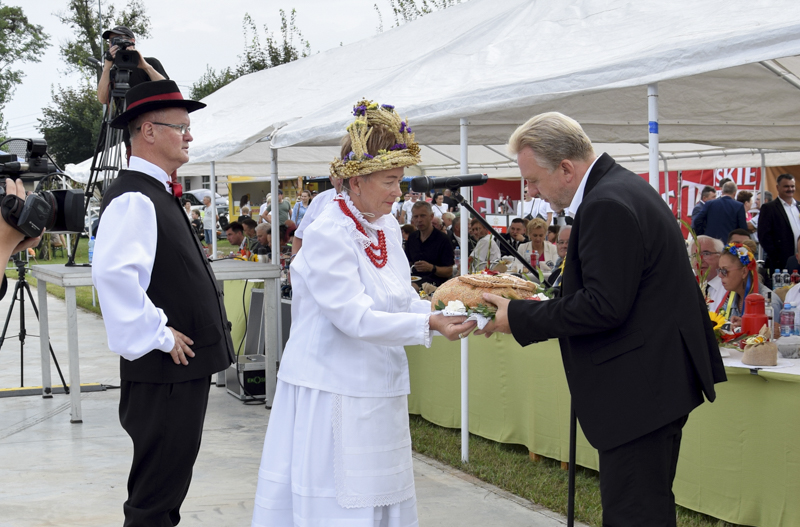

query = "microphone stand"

[{"left": 452, "top": 190, "right": 540, "bottom": 279}]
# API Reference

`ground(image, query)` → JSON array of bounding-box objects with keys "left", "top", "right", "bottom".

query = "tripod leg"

[
  {"left": 18, "top": 280, "right": 25, "bottom": 387},
  {"left": 567, "top": 403, "right": 577, "bottom": 527},
  {"left": 0, "top": 282, "right": 20, "bottom": 350}
]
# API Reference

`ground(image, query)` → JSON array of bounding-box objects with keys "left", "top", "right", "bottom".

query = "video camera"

[
  {"left": 0, "top": 139, "right": 85, "bottom": 238},
  {"left": 110, "top": 36, "right": 134, "bottom": 50}
]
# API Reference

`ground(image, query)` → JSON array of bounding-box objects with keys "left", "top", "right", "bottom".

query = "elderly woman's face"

[
  {"left": 351, "top": 167, "right": 404, "bottom": 219},
  {"left": 718, "top": 253, "right": 748, "bottom": 292}
]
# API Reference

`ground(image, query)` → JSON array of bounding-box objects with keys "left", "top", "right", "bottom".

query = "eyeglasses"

[
  {"left": 718, "top": 266, "right": 743, "bottom": 277},
  {"left": 556, "top": 240, "right": 568, "bottom": 245},
  {"left": 700, "top": 251, "right": 720, "bottom": 258},
  {"left": 138, "top": 122, "right": 191, "bottom": 135}
]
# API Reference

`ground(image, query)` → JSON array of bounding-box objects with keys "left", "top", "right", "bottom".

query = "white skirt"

[{"left": 252, "top": 380, "right": 418, "bottom": 527}]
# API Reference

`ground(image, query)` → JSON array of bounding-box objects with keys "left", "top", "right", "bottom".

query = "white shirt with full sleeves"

[
  {"left": 294, "top": 187, "right": 336, "bottom": 239},
  {"left": 278, "top": 193, "right": 433, "bottom": 398},
  {"left": 91, "top": 157, "right": 175, "bottom": 361}
]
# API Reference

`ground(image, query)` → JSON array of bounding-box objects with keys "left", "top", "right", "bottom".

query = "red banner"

[{"left": 471, "top": 179, "right": 523, "bottom": 215}]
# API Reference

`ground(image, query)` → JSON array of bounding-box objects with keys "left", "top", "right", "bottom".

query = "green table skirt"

[{"left": 406, "top": 334, "right": 800, "bottom": 527}]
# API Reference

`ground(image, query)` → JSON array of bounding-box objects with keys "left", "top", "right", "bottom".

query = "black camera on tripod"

[
  {"left": 110, "top": 36, "right": 134, "bottom": 50},
  {"left": 0, "top": 139, "right": 84, "bottom": 238}
]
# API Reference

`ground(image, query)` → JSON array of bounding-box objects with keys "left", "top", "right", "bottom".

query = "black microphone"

[{"left": 409, "top": 174, "right": 488, "bottom": 193}]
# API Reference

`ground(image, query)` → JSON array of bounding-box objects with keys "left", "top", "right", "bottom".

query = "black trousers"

[
  {"left": 598, "top": 414, "right": 689, "bottom": 527},
  {"left": 119, "top": 377, "right": 211, "bottom": 527}
]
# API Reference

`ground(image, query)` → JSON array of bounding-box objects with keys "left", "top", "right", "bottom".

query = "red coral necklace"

[{"left": 337, "top": 198, "right": 388, "bottom": 268}]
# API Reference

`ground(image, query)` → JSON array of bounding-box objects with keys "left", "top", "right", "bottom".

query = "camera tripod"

[{"left": 0, "top": 257, "right": 67, "bottom": 392}]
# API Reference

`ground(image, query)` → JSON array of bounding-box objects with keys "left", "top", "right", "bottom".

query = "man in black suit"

[
  {"left": 692, "top": 180, "right": 746, "bottom": 241},
  {"left": 475, "top": 112, "right": 726, "bottom": 526},
  {"left": 758, "top": 174, "right": 800, "bottom": 281},
  {"left": 690, "top": 185, "right": 715, "bottom": 226},
  {"left": 499, "top": 217, "right": 529, "bottom": 256}
]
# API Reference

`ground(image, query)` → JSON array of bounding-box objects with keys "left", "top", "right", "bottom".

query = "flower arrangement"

[{"left": 330, "top": 99, "right": 421, "bottom": 179}]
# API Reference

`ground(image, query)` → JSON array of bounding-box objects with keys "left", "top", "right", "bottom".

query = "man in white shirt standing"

[
  {"left": 758, "top": 174, "right": 800, "bottom": 285},
  {"left": 92, "top": 80, "right": 234, "bottom": 526}
]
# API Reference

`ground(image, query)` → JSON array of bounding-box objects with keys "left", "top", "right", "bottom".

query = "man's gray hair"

[
  {"left": 692, "top": 235, "right": 724, "bottom": 253},
  {"left": 255, "top": 222, "right": 271, "bottom": 234},
  {"left": 412, "top": 200, "right": 433, "bottom": 214},
  {"left": 507, "top": 112, "right": 595, "bottom": 172},
  {"left": 721, "top": 181, "right": 737, "bottom": 196}
]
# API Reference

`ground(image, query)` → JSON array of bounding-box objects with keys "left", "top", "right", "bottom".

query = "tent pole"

[
  {"left": 661, "top": 155, "right": 670, "bottom": 205},
  {"left": 459, "top": 117, "right": 469, "bottom": 464},
  {"left": 760, "top": 150, "right": 766, "bottom": 261},
  {"left": 270, "top": 147, "right": 283, "bottom": 357},
  {"left": 210, "top": 161, "right": 217, "bottom": 258},
  {"left": 648, "top": 84, "right": 660, "bottom": 192}
]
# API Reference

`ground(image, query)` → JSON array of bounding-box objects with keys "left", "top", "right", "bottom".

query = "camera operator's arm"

[
  {"left": 0, "top": 179, "right": 43, "bottom": 300},
  {"left": 97, "top": 44, "right": 120, "bottom": 104},
  {"left": 137, "top": 54, "right": 166, "bottom": 83}
]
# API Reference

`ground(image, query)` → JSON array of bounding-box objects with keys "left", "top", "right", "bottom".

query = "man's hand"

[
  {"left": 511, "top": 232, "right": 526, "bottom": 242},
  {"left": 413, "top": 260, "right": 434, "bottom": 273},
  {"left": 168, "top": 327, "right": 195, "bottom": 365},
  {"left": 0, "top": 179, "right": 41, "bottom": 255},
  {"left": 105, "top": 44, "right": 120, "bottom": 62},
  {"left": 474, "top": 293, "right": 512, "bottom": 337},
  {"left": 429, "top": 313, "right": 477, "bottom": 341}
]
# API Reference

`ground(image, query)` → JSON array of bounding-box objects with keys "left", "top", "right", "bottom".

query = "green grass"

[
  {"left": 4, "top": 236, "right": 238, "bottom": 316},
  {"left": 408, "top": 415, "right": 740, "bottom": 527}
]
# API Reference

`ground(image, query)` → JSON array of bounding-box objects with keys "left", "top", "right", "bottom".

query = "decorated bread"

[
  {"left": 431, "top": 273, "right": 538, "bottom": 312},
  {"left": 742, "top": 325, "right": 778, "bottom": 366}
]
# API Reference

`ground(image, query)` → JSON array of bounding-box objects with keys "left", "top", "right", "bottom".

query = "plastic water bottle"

[
  {"left": 532, "top": 250, "right": 540, "bottom": 269},
  {"left": 783, "top": 269, "right": 791, "bottom": 288},
  {"left": 780, "top": 302, "right": 794, "bottom": 337},
  {"left": 88, "top": 235, "right": 95, "bottom": 264},
  {"left": 774, "top": 269, "right": 783, "bottom": 289},
  {"left": 765, "top": 292, "right": 774, "bottom": 336},
  {"left": 454, "top": 247, "right": 461, "bottom": 275},
  {"left": 792, "top": 270, "right": 800, "bottom": 284},
  {"left": 792, "top": 302, "right": 800, "bottom": 336}
]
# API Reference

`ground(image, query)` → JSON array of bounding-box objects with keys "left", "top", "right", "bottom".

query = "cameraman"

[
  {"left": 96, "top": 26, "right": 168, "bottom": 104},
  {"left": 0, "top": 179, "right": 42, "bottom": 300}
]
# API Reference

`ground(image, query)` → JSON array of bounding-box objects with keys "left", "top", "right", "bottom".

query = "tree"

[
  {"left": 190, "top": 10, "right": 310, "bottom": 100},
  {"left": 37, "top": 83, "right": 103, "bottom": 166},
  {"left": 374, "top": 0, "right": 464, "bottom": 30},
  {"left": 0, "top": 2, "right": 49, "bottom": 138},
  {"left": 55, "top": 0, "right": 151, "bottom": 82}
]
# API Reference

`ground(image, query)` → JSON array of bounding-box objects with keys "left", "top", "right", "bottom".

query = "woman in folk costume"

[{"left": 252, "top": 100, "right": 475, "bottom": 527}]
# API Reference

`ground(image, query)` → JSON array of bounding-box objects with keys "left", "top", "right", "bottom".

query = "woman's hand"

[{"left": 429, "top": 313, "right": 476, "bottom": 341}]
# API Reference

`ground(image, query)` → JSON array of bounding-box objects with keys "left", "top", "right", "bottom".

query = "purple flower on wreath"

[
  {"left": 353, "top": 105, "right": 368, "bottom": 116},
  {"left": 406, "top": 126, "right": 412, "bottom": 133},
  {"left": 347, "top": 151, "right": 356, "bottom": 161},
  {"left": 363, "top": 153, "right": 374, "bottom": 159},
  {"left": 389, "top": 143, "right": 406, "bottom": 151},
  {"left": 381, "top": 104, "right": 395, "bottom": 110},
  {"left": 399, "top": 121, "right": 407, "bottom": 133}
]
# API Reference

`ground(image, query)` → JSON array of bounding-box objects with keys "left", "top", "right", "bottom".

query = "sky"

[{"left": 4, "top": 0, "right": 391, "bottom": 139}]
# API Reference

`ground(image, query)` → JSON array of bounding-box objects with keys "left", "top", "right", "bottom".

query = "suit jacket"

[
  {"left": 758, "top": 197, "right": 800, "bottom": 273},
  {"left": 692, "top": 195, "right": 746, "bottom": 241},
  {"left": 508, "top": 154, "right": 726, "bottom": 451}
]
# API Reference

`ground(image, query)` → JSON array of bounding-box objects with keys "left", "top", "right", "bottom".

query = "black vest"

[{"left": 100, "top": 170, "right": 234, "bottom": 383}]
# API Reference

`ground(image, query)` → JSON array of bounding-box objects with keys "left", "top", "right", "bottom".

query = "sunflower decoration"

[{"left": 708, "top": 310, "right": 727, "bottom": 332}]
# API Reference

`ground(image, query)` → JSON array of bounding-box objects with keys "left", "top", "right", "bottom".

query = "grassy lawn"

[
  {"left": 4, "top": 236, "right": 237, "bottom": 316},
  {"left": 408, "top": 415, "right": 740, "bottom": 527}
]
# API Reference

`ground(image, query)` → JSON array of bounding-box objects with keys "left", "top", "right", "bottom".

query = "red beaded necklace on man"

[{"left": 337, "top": 198, "right": 388, "bottom": 268}]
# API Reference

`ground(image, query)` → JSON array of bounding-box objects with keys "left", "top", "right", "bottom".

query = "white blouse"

[{"left": 278, "top": 194, "right": 433, "bottom": 398}]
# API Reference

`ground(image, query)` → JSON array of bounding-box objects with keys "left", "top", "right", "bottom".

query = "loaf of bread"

[{"left": 431, "top": 273, "right": 538, "bottom": 311}]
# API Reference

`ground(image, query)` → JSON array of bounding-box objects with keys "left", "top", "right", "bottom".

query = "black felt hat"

[{"left": 110, "top": 80, "right": 206, "bottom": 129}]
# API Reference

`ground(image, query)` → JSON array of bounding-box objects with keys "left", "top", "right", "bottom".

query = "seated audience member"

[
  {"left": 238, "top": 205, "right": 251, "bottom": 222},
  {"left": 448, "top": 214, "right": 476, "bottom": 255},
  {"left": 500, "top": 217, "right": 529, "bottom": 257},
  {"left": 225, "top": 221, "right": 248, "bottom": 253},
  {"left": 784, "top": 237, "right": 800, "bottom": 275},
  {"left": 254, "top": 223, "right": 271, "bottom": 256},
  {"left": 432, "top": 216, "right": 446, "bottom": 233},
  {"left": 546, "top": 225, "right": 560, "bottom": 245},
  {"left": 515, "top": 217, "right": 558, "bottom": 271},
  {"left": 404, "top": 201, "right": 455, "bottom": 287},
  {"left": 689, "top": 235, "right": 726, "bottom": 312},
  {"left": 442, "top": 212, "right": 455, "bottom": 230},
  {"left": 242, "top": 218, "right": 259, "bottom": 251},
  {"left": 469, "top": 218, "right": 501, "bottom": 272},
  {"left": 727, "top": 229, "right": 751, "bottom": 244},
  {"left": 546, "top": 225, "right": 572, "bottom": 287},
  {"left": 717, "top": 243, "right": 781, "bottom": 332},
  {"left": 401, "top": 224, "right": 417, "bottom": 248}
]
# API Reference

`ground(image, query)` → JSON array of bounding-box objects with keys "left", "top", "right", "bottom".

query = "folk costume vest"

[{"left": 100, "top": 170, "right": 234, "bottom": 383}]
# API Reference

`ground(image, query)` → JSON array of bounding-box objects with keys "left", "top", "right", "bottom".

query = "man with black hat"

[
  {"left": 92, "top": 79, "right": 234, "bottom": 526},
  {"left": 97, "top": 25, "right": 168, "bottom": 104}
]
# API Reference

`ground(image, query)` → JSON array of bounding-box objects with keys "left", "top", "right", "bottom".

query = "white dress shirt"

[
  {"left": 91, "top": 157, "right": 176, "bottom": 361},
  {"left": 780, "top": 198, "right": 800, "bottom": 249},
  {"left": 705, "top": 275, "right": 727, "bottom": 312},
  {"left": 471, "top": 233, "right": 501, "bottom": 271},
  {"left": 295, "top": 188, "right": 336, "bottom": 239},
  {"left": 566, "top": 156, "right": 601, "bottom": 217}
]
